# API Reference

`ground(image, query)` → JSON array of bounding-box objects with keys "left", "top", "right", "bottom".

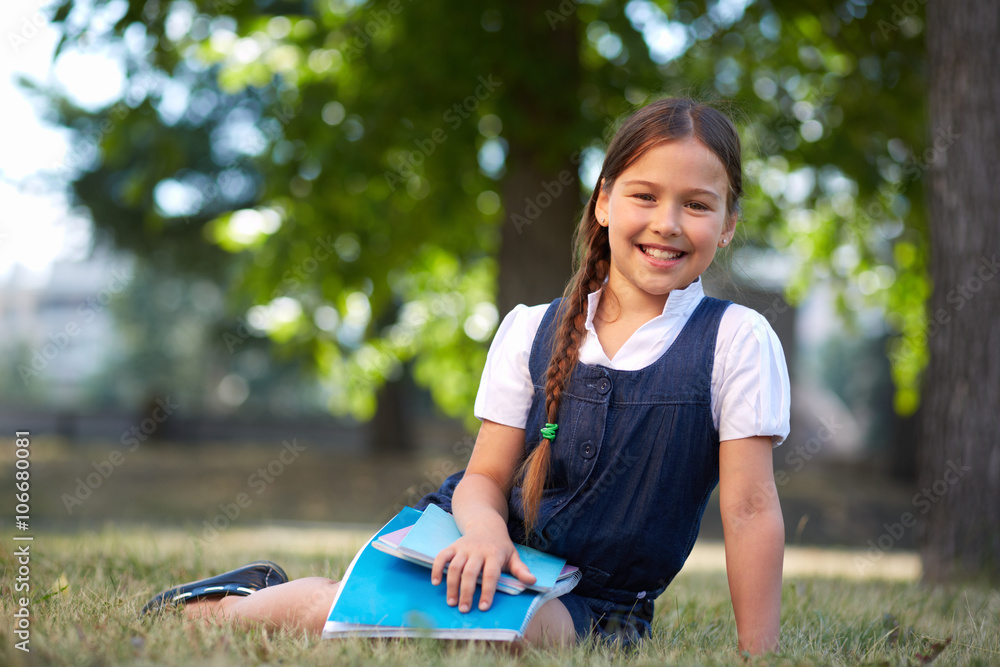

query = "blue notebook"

[
  {"left": 323, "top": 507, "right": 581, "bottom": 640},
  {"left": 374, "top": 503, "right": 578, "bottom": 595}
]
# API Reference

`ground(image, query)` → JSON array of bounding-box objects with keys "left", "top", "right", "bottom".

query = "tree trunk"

[
  {"left": 495, "top": 0, "right": 581, "bottom": 315},
  {"left": 499, "top": 148, "right": 580, "bottom": 314},
  {"left": 920, "top": 0, "right": 1000, "bottom": 582},
  {"left": 369, "top": 374, "right": 413, "bottom": 456},
  {"left": 367, "top": 299, "right": 412, "bottom": 455}
]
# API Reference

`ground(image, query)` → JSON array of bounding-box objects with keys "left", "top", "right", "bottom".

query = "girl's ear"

[
  {"left": 719, "top": 212, "right": 737, "bottom": 247},
  {"left": 595, "top": 179, "right": 610, "bottom": 227},
  {"left": 725, "top": 210, "right": 738, "bottom": 236}
]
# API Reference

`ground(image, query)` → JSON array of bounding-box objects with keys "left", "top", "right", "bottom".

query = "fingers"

[
  {"left": 431, "top": 538, "right": 519, "bottom": 613},
  {"left": 430, "top": 545, "right": 453, "bottom": 586},
  {"left": 442, "top": 549, "right": 463, "bottom": 607},
  {"left": 508, "top": 550, "right": 537, "bottom": 585},
  {"left": 446, "top": 551, "right": 482, "bottom": 613},
  {"left": 459, "top": 554, "right": 484, "bottom": 613},
  {"left": 478, "top": 560, "right": 502, "bottom": 611}
]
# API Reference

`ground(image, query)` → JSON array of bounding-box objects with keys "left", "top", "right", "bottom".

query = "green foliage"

[{"left": 38, "top": 0, "right": 931, "bottom": 420}]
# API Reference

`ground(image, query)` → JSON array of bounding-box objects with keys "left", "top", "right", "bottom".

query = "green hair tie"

[{"left": 540, "top": 423, "right": 558, "bottom": 441}]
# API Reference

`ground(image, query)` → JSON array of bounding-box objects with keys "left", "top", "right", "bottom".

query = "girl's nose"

[{"left": 650, "top": 205, "right": 682, "bottom": 236}]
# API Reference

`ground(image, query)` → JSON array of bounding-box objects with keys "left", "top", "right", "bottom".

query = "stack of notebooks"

[{"left": 323, "top": 504, "right": 581, "bottom": 641}]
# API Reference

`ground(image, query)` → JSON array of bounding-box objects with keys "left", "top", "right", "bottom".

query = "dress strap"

[
  {"left": 527, "top": 297, "right": 564, "bottom": 386},
  {"left": 658, "top": 296, "right": 732, "bottom": 387}
]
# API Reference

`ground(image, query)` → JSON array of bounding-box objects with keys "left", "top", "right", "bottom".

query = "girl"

[{"left": 144, "top": 97, "right": 789, "bottom": 654}]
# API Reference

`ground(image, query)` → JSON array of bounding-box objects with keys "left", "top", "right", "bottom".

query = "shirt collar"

[{"left": 584, "top": 277, "right": 706, "bottom": 332}]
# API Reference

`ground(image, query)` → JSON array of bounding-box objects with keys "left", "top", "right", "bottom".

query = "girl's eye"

[
  {"left": 632, "top": 193, "right": 655, "bottom": 202},
  {"left": 687, "top": 201, "right": 709, "bottom": 211}
]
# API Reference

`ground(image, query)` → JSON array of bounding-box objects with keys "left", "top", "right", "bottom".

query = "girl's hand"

[{"left": 430, "top": 527, "right": 536, "bottom": 613}]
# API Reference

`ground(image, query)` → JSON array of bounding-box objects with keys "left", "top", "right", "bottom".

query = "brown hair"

[{"left": 517, "top": 97, "right": 744, "bottom": 535}]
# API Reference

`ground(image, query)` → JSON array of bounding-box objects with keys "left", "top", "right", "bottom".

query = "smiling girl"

[{"left": 144, "top": 98, "right": 789, "bottom": 654}]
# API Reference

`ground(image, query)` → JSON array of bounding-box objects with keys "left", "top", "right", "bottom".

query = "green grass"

[{"left": 2, "top": 526, "right": 998, "bottom": 666}]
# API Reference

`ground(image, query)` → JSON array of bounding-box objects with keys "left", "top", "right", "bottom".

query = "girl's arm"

[
  {"left": 719, "top": 435, "right": 784, "bottom": 654},
  {"left": 430, "top": 419, "right": 536, "bottom": 613}
]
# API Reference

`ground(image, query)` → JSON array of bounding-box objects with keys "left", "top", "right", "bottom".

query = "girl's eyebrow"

[{"left": 621, "top": 179, "right": 721, "bottom": 201}]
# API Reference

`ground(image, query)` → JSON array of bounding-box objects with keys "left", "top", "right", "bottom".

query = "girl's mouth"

[{"left": 640, "top": 245, "right": 685, "bottom": 261}]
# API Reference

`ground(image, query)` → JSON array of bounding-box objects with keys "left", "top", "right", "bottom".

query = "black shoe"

[{"left": 141, "top": 560, "right": 288, "bottom": 615}]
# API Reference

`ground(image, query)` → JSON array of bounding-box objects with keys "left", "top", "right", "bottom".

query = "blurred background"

[{"left": 1, "top": 0, "right": 991, "bottom": 573}]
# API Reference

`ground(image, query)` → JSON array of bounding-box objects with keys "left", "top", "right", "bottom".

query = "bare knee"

[
  {"left": 522, "top": 598, "right": 576, "bottom": 648},
  {"left": 286, "top": 577, "right": 340, "bottom": 633},
  {"left": 296, "top": 577, "right": 340, "bottom": 609}
]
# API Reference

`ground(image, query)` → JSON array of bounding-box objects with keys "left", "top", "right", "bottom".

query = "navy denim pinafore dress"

[{"left": 415, "top": 295, "right": 732, "bottom": 645}]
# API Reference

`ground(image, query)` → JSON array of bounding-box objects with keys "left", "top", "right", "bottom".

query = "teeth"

[{"left": 642, "top": 246, "right": 683, "bottom": 260}]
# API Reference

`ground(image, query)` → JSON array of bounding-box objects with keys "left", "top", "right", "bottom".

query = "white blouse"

[{"left": 473, "top": 278, "right": 791, "bottom": 446}]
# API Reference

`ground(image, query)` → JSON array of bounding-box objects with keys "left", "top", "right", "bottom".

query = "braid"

[{"left": 519, "top": 203, "right": 610, "bottom": 536}]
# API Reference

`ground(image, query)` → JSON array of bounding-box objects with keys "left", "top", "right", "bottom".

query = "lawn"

[{"left": 2, "top": 525, "right": 998, "bottom": 666}]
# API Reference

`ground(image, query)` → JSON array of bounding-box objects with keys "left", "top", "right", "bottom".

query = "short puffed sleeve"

[
  {"left": 473, "top": 303, "right": 548, "bottom": 429},
  {"left": 712, "top": 305, "right": 791, "bottom": 447}
]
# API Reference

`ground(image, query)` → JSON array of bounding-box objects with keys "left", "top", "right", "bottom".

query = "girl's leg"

[
  {"left": 184, "top": 577, "right": 340, "bottom": 635},
  {"left": 183, "top": 577, "right": 575, "bottom": 647},
  {"left": 521, "top": 598, "right": 576, "bottom": 647}
]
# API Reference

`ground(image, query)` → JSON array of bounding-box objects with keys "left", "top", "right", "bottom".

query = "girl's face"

[{"left": 595, "top": 137, "right": 735, "bottom": 310}]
